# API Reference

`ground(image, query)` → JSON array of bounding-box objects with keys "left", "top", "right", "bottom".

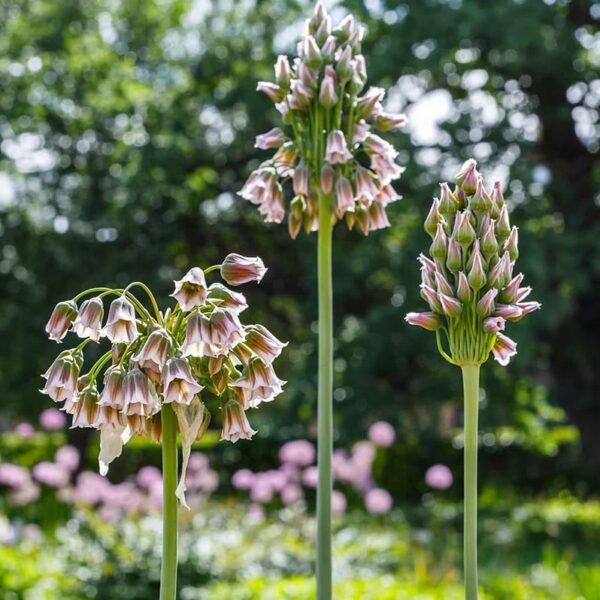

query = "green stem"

[
  {"left": 461, "top": 364, "right": 480, "bottom": 600},
  {"left": 159, "top": 405, "right": 179, "bottom": 600},
  {"left": 316, "top": 190, "right": 333, "bottom": 600}
]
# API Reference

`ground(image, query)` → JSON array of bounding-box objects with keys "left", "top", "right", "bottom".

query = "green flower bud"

[
  {"left": 467, "top": 242, "right": 487, "bottom": 291},
  {"left": 480, "top": 221, "right": 499, "bottom": 257},
  {"left": 490, "top": 182, "right": 505, "bottom": 220},
  {"left": 424, "top": 199, "right": 442, "bottom": 237},
  {"left": 469, "top": 177, "right": 492, "bottom": 213},
  {"left": 455, "top": 159, "right": 479, "bottom": 195},
  {"left": 439, "top": 293, "right": 463, "bottom": 318},
  {"left": 505, "top": 226, "right": 519, "bottom": 261},
  {"left": 456, "top": 271, "right": 473, "bottom": 303},
  {"left": 454, "top": 210, "right": 477, "bottom": 247},
  {"left": 303, "top": 35, "right": 322, "bottom": 69},
  {"left": 476, "top": 288, "right": 498, "bottom": 318},
  {"left": 488, "top": 252, "right": 511, "bottom": 289},
  {"left": 446, "top": 237, "right": 462, "bottom": 271},
  {"left": 496, "top": 205, "right": 511, "bottom": 241},
  {"left": 430, "top": 223, "right": 448, "bottom": 260},
  {"left": 439, "top": 182, "right": 459, "bottom": 216}
]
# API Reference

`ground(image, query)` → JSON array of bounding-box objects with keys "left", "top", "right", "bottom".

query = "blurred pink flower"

[
  {"left": 368, "top": 421, "right": 396, "bottom": 448},
  {"left": 247, "top": 503, "right": 265, "bottom": 521},
  {"left": 352, "top": 441, "right": 376, "bottom": 465},
  {"left": 39, "top": 408, "right": 66, "bottom": 430},
  {"left": 302, "top": 465, "right": 318, "bottom": 488},
  {"left": 71, "top": 471, "right": 109, "bottom": 504},
  {"left": 364, "top": 488, "right": 393, "bottom": 514},
  {"left": 250, "top": 475, "right": 274, "bottom": 503},
  {"left": 187, "top": 452, "right": 209, "bottom": 473},
  {"left": 32, "top": 462, "right": 70, "bottom": 488},
  {"left": 232, "top": 468, "right": 255, "bottom": 490},
  {"left": 9, "top": 483, "right": 40, "bottom": 506},
  {"left": 137, "top": 465, "right": 162, "bottom": 490},
  {"left": 0, "top": 463, "right": 30, "bottom": 488},
  {"left": 332, "top": 490, "right": 347, "bottom": 515},
  {"left": 14, "top": 422, "right": 35, "bottom": 438},
  {"left": 55, "top": 445, "right": 80, "bottom": 472},
  {"left": 279, "top": 439, "right": 316, "bottom": 467},
  {"left": 425, "top": 464, "right": 453, "bottom": 490},
  {"left": 281, "top": 484, "right": 303, "bottom": 504}
]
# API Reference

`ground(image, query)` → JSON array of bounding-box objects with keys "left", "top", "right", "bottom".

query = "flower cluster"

[
  {"left": 405, "top": 159, "right": 540, "bottom": 366},
  {"left": 40, "top": 254, "right": 285, "bottom": 506},
  {"left": 241, "top": 1, "right": 406, "bottom": 237}
]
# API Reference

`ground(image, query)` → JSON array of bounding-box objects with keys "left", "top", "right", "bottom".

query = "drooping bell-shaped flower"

[
  {"left": 132, "top": 328, "right": 171, "bottom": 380},
  {"left": 220, "top": 400, "right": 257, "bottom": 442},
  {"left": 103, "top": 297, "right": 139, "bottom": 343},
  {"left": 72, "top": 297, "right": 105, "bottom": 342},
  {"left": 40, "top": 351, "right": 81, "bottom": 403},
  {"left": 162, "top": 357, "right": 204, "bottom": 405},
  {"left": 220, "top": 254, "right": 267, "bottom": 286},
  {"left": 170, "top": 267, "right": 208, "bottom": 312},
  {"left": 45, "top": 300, "right": 78, "bottom": 342}
]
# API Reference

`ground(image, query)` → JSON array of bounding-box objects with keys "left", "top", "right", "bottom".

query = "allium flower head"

[
  {"left": 242, "top": 2, "right": 406, "bottom": 237},
  {"left": 405, "top": 160, "right": 540, "bottom": 366},
  {"left": 40, "top": 256, "right": 285, "bottom": 507}
]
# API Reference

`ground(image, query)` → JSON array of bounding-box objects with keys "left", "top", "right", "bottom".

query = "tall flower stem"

[
  {"left": 316, "top": 191, "right": 333, "bottom": 600},
  {"left": 461, "top": 364, "right": 480, "bottom": 600},
  {"left": 160, "top": 404, "right": 179, "bottom": 600}
]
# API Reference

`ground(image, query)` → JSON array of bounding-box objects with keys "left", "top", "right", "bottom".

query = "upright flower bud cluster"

[
  {"left": 241, "top": 1, "right": 407, "bottom": 237},
  {"left": 405, "top": 160, "right": 540, "bottom": 366},
  {"left": 41, "top": 253, "right": 286, "bottom": 506}
]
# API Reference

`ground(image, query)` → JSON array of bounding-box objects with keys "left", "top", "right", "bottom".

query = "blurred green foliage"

[
  {"left": 0, "top": 0, "right": 598, "bottom": 491},
  {"left": 2, "top": 495, "right": 600, "bottom": 599}
]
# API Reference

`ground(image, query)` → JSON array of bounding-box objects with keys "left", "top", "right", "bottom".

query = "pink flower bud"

[
  {"left": 255, "top": 127, "right": 285, "bottom": 150},
  {"left": 434, "top": 272, "right": 454, "bottom": 297},
  {"left": 336, "top": 14, "right": 355, "bottom": 37},
  {"left": 505, "top": 226, "right": 519, "bottom": 261},
  {"left": 171, "top": 267, "right": 208, "bottom": 312},
  {"left": 430, "top": 223, "right": 448, "bottom": 260},
  {"left": 335, "top": 176, "right": 355, "bottom": 217},
  {"left": 303, "top": 35, "right": 321, "bottom": 68},
  {"left": 488, "top": 252, "right": 511, "bottom": 289},
  {"left": 274, "top": 55, "right": 291, "bottom": 88},
  {"left": 439, "top": 293, "right": 463, "bottom": 318},
  {"left": 490, "top": 181, "right": 505, "bottom": 219},
  {"left": 456, "top": 271, "right": 473, "bottom": 303},
  {"left": 256, "top": 81, "right": 283, "bottom": 103},
  {"left": 103, "top": 297, "right": 139, "bottom": 343},
  {"left": 293, "top": 162, "right": 310, "bottom": 196},
  {"left": 221, "top": 254, "right": 267, "bottom": 286},
  {"left": 424, "top": 199, "right": 442, "bottom": 237},
  {"left": 73, "top": 297, "right": 104, "bottom": 342},
  {"left": 483, "top": 316, "right": 506, "bottom": 334},
  {"left": 499, "top": 273, "right": 524, "bottom": 304},
  {"left": 325, "top": 130, "right": 353, "bottom": 164},
  {"left": 405, "top": 311, "right": 443, "bottom": 331},
  {"left": 494, "top": 303, "right": 523, "bottom": 320},
  {"left": 335, "top": 45, "right": 353, "bottom": 80},
  {"left": 476, "top": 288, "right": 498, "bottom": 318},
  {"left": 320, "top": 34, "right": 336, "bottom": 60},
  {"left": 455, "top": 159, "right": 479, "bottom": 195},
  {"left": 356, "top": 86, "right": 385, "bottom": 119},
  {"left": 45, "top": 300, "right": 78, "bottom": 342},
  {"left": 446, "top": 238, "right": 462, "bottom": 271},
  {"left": 319, "top": 68, "right": 338, "bottom": 108},
  {"left": 321, "top": 165, "right": 335, "bottom": 194},
  {"left": 491, "top": 333, "right": 517, "bottom": 366},
  {"left": 420, "top": 285, "right": 442, "bottom": 313},
  {"left": 516, "top": 301, "right": 541, "bottom": 318}
]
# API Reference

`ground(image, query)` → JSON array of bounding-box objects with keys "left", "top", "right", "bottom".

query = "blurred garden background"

[{"left": 1, "top": 0, "right": 599, "bottom": 598}]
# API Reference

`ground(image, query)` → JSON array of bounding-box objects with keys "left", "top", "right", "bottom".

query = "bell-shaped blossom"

[
  {"left": 40, "top": 351, "right": 80, "bottom": 403},
  {"left": 132, "top": 328, "right": 171, "bottom": 378},
  {"left": 182, "top": 313, "right": 213, "bottom": 358},
  {"left": 45, "top": 300, "right": 78, "bottom": 342},
  {"left": 73, "top": 297, "right": 104, "bottom": 342},
  {"left": 170, "top": 267, "right": 208, "bottom": 312},
  {"left": 103, "top": 297, "right": 139, "bottom": 343},
  {"left": 207, "top": 283, "right": 248, "bottom": 313},
  {"left": 244, "top": 325, "right": 287, "bottom": 364},
  {"left": 491, "top": 333, "right": 518, "bottom": 366},
  {"left": 220, "top": 401, "right": 256, "bottom": 443},
  {"left": 231, "top": 357, "right": 286, "bottom": 408},
  {"left": 122, "top": 368, "right": 159, "bottom": 417},
  {"left": 220, "top": 254, "right": 267, "bottom": 286},
  {"left": 255, "top": 127, "right": 286, "bottom": 150},
  {"left": 70, "top": 385, "right": 100, "bottom": 429},
  {"left": 99, "top": 365, "right": 126, "bottom": 409},
  {"left": 162, "top": 357, "right": 204, "bottom": 405}
]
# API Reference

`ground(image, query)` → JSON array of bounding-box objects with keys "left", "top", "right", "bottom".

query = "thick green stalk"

[
  {"left": 159, "top": 405, "right": 178, "bottom": 600},
  {"left": 316, "top": 192, "right": 333, "bottom": 600},
  {"left": 461, "top": 365, "right": 480, "bottom": 600}
]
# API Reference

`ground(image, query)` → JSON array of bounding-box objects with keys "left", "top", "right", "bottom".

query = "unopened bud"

[
  {"left": 335, "top": 46, "right": 353, "bottom": 81},
  {"left": 499, "top": 273, "right": 524, "bottom": 304},
  {"left": 435, "top": 272, "right": 454, "bottom": 297},
  {"left": 321, "top": 165, "right": 335, "bottom": 194},
  {"left": 480, "top": 221, "right": 499, "bottom": 257},
  {"left": 469, "top": 177, "right": 491, "bottom": 213},
  {"left": 467, "top": 243, "right": 486, "bottom": 291},
  {"left": 314, "top": 16, "right": 332, "bottom": 46},
  {"left": 424, "top": 199, "right": 442, "bottom": 237},
  {"left": 476, "top": 288, "right": 498, "bottom": 317},
  {"left": 488, "top": 252, "right": 510, "bottom": 289},
  {"left": 303, "top": 35, "right": 322, "bottom": 68},
  {"left": 256, "top": 81, "right": 283, "bottom": 103},
  {"left": 430, "top": 223, "right": 448, "bottom": 260},
  {"left": 454, "top": 211, "right": 476, "bottom": 247},
  {"left": 446, "top": 238, "right": 462, "bottom": 271},
  {"left": 375, "top": 112, "right": 407, "bottom": 132},
  {"left": 335, "top": 14, "right": 355, "bottom": 40},
  {"left": 275, "top": 55, "right": 291, "bottom": 89},
  {"left": 495, "top": 303, "right": 523, "bottom": 320},
  {"left": 320, "top": 35, "right": 337, "bottom": 60},
  {"left": 293, "top": 162, "right": 310, "bottom": 196},
  {"left": 496, "top": 205, "right": 511, "bottom": 240},
  {"left": 319, "top": 68, "right": 338, "bottom": 108},
  {"left": 505, "top": 226, "right": 519, "bottom": 261},
  {"left": 490, "top": 182, "right": 505, "bottom": 219},
  {"left": 439, "top": 293, "right": 463, "bottom": 318},
  {"left": 420, "top": 285, "right": 442, "bottom": 313},
  {"left": 438, "top": 183, "right": 459, "bottom": 216},
  {"left": 455, "top": 159, "right": 479, "bottom": 195},
  {"left": 456, "top": 271, "right": 473, "bottom": 303}
]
